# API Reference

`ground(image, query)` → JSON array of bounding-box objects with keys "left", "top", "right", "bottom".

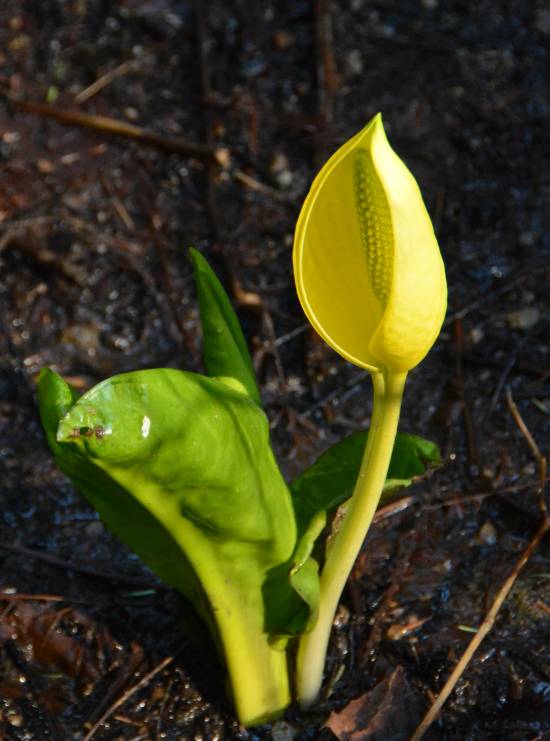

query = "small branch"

[
  {"left": 233, "top": 168, "right": 291, "bottom": 202},
  {"left": 84, "top": 642, "right": 145, "bottom": 730},
  {"left": 313, "top": 0, "right": 338, "bottom": 168},
  {"left": 74, "top": 59, "right": 137, "bottom": 104},
  {"left": 506, "top": 387, "right": 548, "bottom": 517},
  {"left": 194, "top": 0, "right": 225, "bottom": 243},
  {"left": 484, "top": 333, "right": 531, "bottom": 421},
  {"left": 411, "top": 517, "right": 550, "bottom": 741},
  {"left": 453, "top": 318, "right": 480, "bottom": 472},
  {"left": 506, "top": 388, "right": 546, "bottom": 479},
  {"left": 411, "top": 387, "right": 550, "bottom": 741},
  {"left": 0, "top": 592, "right": 69, "bottom": 602},
  {"left": 0, "top": 542, "right": 162, "bottom": 590},
  {"left": 2, "top": 89, "right": 228, "bottom": 165},
  {"left": 314, "top": 0, "right": 337, "bottom": 127},
  {"left": 83, "top": 655, "right": 173, "bottom": 741},
  {"left": 444, "top": 265, "right": 550, "bottom": 326}
]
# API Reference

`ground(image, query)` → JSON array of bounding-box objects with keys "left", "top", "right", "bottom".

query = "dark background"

[{"left": 0, "top": 1, "right": 549, "bottom": 738}]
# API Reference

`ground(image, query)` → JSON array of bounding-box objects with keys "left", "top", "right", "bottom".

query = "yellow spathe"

[{"left": 293, "top": 113, "right": 447, "bottom": 373}]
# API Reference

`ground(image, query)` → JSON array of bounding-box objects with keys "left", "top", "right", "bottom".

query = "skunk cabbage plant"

[
  {"left": 293, "top": 113, "right": 447, "bottom": 705},
  {"left": 39, "top": 114, "right": 445, "bottom": 726}
]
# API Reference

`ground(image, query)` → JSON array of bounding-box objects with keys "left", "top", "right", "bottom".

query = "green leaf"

[
  {"left": 190, "top": 248, "right": 260, "bottom": 404},
  {"left": 38, "top": 368, "right": 205, "bottom": 603},
  {"left": 290, "top": 430, "right": 441, "bottom": 535},
  {"left": 384, "top": 432, "right": 441, "bottom": 490},
  {"left": 287, "top": 430, "right": 441, "bottom": 628},
  {"left": 39, "top": 367, "right": 297, "bottom": 724}
]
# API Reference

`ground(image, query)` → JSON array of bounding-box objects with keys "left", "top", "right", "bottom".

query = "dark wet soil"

[{"left": 1, "top": 1, "right": 549, "bottom": 739}]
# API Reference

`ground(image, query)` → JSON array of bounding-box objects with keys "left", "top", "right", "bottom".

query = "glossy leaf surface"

[{"left": 39, "top": 366, "right": 296, "bottom": 724}]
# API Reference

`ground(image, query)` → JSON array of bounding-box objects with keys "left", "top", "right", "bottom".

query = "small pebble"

[
  {"left": 386, "top": 615, "right": 428, "bottom": 640},
  {"left": 476, "top": 521, "right": 497, "bottom": 546},
  {"left": 85, "top": 520, "right": 104, "bottom": 537},
  {"left": 507, "top": 307, "right": 540, "bottom": 330},
  {"left": 272, "top": 720, "right": 296, "bottom": 741},
  {"left": 470, "top": 326, "right": 484, "bottom": 344},
  {"left": 519, "top": 231, "right": 536, "bottom": 247},
  {"left": 273, "top": 30, "right": 293, "bottom": 50},
  {"left": 346, "top": 49, "right": 364, "bottom": 76},
  {"left": 9, "top": 15, "right": 24, "bottom": 31},
  {"left": 8, "top": 712, "right": 24, "bottom": 728},
  {"left": 333, "top": 604, "right": 350, "bottom": 628},
  {"left": 270, "top": 152, "right": 289, "bottom": 174},
  {"left": 36, "top": 158, "right": 55, "bottom": 173},
  {"left": 433, "top": 558, "right": 453, "bottom": 574},
  {"left": 276, "top": 170, "right": 293, "bottom": 188}
]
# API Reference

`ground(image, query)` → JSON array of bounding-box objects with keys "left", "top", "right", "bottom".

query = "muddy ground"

[{"left": 1, "top": 1, "right": 549, "bottom": 739}]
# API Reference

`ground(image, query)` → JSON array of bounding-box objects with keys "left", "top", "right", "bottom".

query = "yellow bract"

[{"left": 293, "top": 113, "right": 447, "bottom": 373}]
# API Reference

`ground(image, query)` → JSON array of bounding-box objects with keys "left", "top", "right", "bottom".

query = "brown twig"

[
  {"left": 74, "top": 59, "right": 137, "bottom": 104},
  {"left": 506, "top": 387, "right": 548, "bottom": 517},
  {"left": 84, "top": 642, "right": 145, "bottom": 730},
  {"left": 411, "top": 388, "right": 550, "bottom": 741},
  {"left": 156, "top": 677, "right": 173, "bottom": 740},
  {"left": 453, "top": 317, "right": 480, "bottom": 472},
  {"left": 313, "top": 0, "right": 338, "bottom": 168},
  {"left": 373, "top": 495, "right": 415, "bottom": 522},
  {"left": 484, "top": 332, "right": 531, "bottom": 421},
  {"left": 2, "top": 89, "right": 228, "bottom": 165},
  {"left": 0, "top": 543, "right": 162, "bottom": 590},
  {"left": 411, "top": 517, "right": 550, "bottom": 741},
  {"left": 444, "top": 264, "right": 550, "bottom": 326},
  {"left": 314, "top": 0, "right": 337, "bottom": 126},
  {"left": 194, "top": 0, "right": 225, "bottom": 244},
  {"left": 534, "top": 599, "right": 550, "bottom": 617},
  {"left": 233, "top": 168, "right": 291, "bottom": 202},
  {"left": 83, "top": 655, "right": 173, "bottom": 741},
  {"left": 0, "top": 592, "right": 70, "bottom": 602}
]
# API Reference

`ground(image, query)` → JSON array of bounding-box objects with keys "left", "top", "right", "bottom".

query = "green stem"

[
  {"left": 295, "top": 369, "right": 407, "bottom": 708},
  {"left": 209, "top": 577, "right": 291, "bottom": 726}
]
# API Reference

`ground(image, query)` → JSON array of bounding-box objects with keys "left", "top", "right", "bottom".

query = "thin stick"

[
  {"left": 84, "top": 643, "right": 145, "bottom": 729},
  {"left": 2, "top": 90, "right": 228, "bottom": 165},
  {"left": 313, "top": 0, "right": 337, "bottom": 168},
  {"left": 506, "top": 388, "right": 544, "bottom": 473},
  {"left": 0, "top": 593, "right": 68, "bottom": 602},
  {"left": 411, "top": 517, "right": 550, "bottom": 741},
  {"left": 314, "top": 0, "right": 337, "bottom": 126},
  {"left": 506, "top": 387, "right": 548, "bottom": 517},
  {"left": 0, "top": 542, "right": 161, "bottom": 590},
  {"left": 83, "top": 655, "right": 173, "bottom": 741},
  {"left": 74, "top": 59, "right": 136, "bottom": 104},
  {"left": 484, "top": 333, "right": 530, "bottom": 421},
  {"left": 195, "top": 0, "right": 225, "bottom": 243},
  {"left": 233, "top": 168, "right": 290, "bottom": 202},
  {"left": 444, "top": 265, "right": 549, "bottom": 326},
  {"left": 453, "top": 318, "right": 479, "bottom": 470},
  {"left": 411, "top": 387, "right": 550, "bottom": 741}
]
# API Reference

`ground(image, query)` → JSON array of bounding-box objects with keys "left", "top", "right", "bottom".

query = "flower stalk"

[
  {"left": 296, "top": 369, "right": 406, "bottom": 706},
  {"left": 292, "top": 113, "right": 447, "bottom": 706}
]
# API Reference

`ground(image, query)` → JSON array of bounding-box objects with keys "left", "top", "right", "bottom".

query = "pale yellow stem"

[{"left": 296, "top": 369, "right": 407, "bottom": 707}]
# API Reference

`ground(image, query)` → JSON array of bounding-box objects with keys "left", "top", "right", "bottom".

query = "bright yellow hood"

[{"left": 293, "top": 113, "right": 447, "bottom": 373}]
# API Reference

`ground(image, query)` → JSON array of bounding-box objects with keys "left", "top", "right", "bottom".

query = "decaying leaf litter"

[{"left": 1, "top": 1, "right": 549, "bottom": 739}]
